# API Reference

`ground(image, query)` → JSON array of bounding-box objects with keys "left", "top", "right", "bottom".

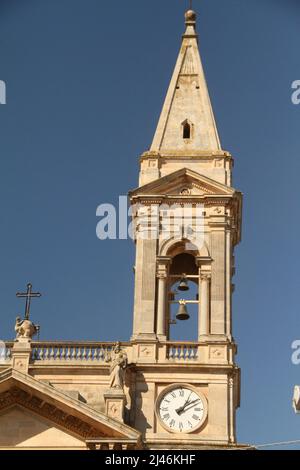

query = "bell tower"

[
  {"left": 0, "top": 6, "right": 250, "bottom": 452},
  {"left": 128, "top": 9, "right": 243, "bottom": 448}
]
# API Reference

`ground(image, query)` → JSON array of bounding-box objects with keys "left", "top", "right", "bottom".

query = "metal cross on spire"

[
  {"left": 189, "top": 0, "right": 193, "bottom": 9},
  {"left": 16, "top": 283, "right": 41, "bottom": 321}
]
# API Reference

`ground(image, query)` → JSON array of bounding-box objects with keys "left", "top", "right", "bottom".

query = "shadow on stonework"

[{"left": 126, "top": 371, "right": 151, "bottom": 436}]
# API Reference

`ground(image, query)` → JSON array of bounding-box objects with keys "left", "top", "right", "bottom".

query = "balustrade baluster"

[
  {"left": 87, "top": 347, "right": 93, "bottom": 361},
  {"left": 66, "top": 347, "right": 71, "bottom": 360},
  {"left": 50, "top": 347, "right": 55, "bottom": 360}
]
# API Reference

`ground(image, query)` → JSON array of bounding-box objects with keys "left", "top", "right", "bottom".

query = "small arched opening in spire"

[
  {"left": 182, "top": 119, "right": 193, "bottom": 140},
  {"left": 183, "top": 122, "right": 191, "bottom": 139}
]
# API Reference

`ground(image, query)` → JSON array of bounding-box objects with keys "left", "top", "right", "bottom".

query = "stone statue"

[
  {"left": 108, "top": 342, "right": 128, "bottom": 390},
  {"left": 15, "top": 316, "right": 39, "bottom": 340}
]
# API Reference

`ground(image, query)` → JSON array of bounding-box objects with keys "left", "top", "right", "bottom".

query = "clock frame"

[{"left": 155, "top": 383, "right": 208, "bottom": 434}]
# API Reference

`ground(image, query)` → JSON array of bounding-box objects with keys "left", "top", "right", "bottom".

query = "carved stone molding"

[
  {"left": 157, "top": 273, "right": 167, "bottom": 280},
  {"left": 156, "top": 256, "right": 172, "bottom": 279},
  {"left": 86, "top": 439, "right": 143, "bottom": 451},
  {"left": 0, "top": 386, "right": 103, "bottom": 439},
  {"left": 200, "top": 273, "right": 211, "bottom": 282}
]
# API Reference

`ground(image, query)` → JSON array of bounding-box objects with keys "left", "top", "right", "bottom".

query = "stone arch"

[
  {"left": 182, "top": 119, "right": 194, "bottom": 140},
  {"left": 198, "top": 241, "right": 211, "bottom": 259},
  {"left": 159, "top": 237, "right": 210, "bottom": 258}
]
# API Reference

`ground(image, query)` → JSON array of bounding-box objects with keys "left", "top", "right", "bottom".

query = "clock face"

[{"left": 156, "top": 385, "right": 207, "bottom": 434}]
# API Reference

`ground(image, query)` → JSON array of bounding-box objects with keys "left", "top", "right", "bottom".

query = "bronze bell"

[
  {"left": 176, "top": 301, "right": 190, "bottom": 321},
  {"left": 178, "top": 275, "right": 189, "bottom": 292}
]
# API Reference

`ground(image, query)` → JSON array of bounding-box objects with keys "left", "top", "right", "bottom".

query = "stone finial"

[{"left": 185, "top": 9, "right": 197, "bottom": 25}]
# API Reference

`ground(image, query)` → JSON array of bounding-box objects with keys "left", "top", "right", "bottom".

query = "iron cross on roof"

[{"left": 16, "top": 283, "right": 41, "bottom": 321}]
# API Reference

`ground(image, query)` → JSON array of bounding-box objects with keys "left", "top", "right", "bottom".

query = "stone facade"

[
  {"left": 0, "top": 340, "right": 245, "bottom": 449},
  {"left": 0, "top": 9, "right": 250, "bottom": 450}
]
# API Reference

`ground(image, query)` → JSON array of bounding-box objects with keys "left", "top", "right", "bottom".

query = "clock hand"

[
  {"left": 176, "top": 392, "right": 193, "bottom": 414},
  {"left": 177, "top": 399, "right": 200, "bottom": 416},
  {"left": 183, "top": 391, "right": 192, "bottom": 408},
  {"left": 179, "top": 400, "right": 202, "bottom": 415},
  {"left": 175, "top": 391, "right": 192, "bottom": 415}
]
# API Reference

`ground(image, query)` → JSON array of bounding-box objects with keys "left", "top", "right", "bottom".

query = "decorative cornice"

[
  {"left": 141, "top": 151, "right": 232, "bottom": 159},
  {"left": 0, "top": 369, "right": 141, "bottom": 443},
  {"left": 0, "top": 386, "right": 102, "bottom": 439}
]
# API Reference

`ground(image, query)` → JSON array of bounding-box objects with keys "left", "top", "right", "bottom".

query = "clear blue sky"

[{"left": 0, "top": 0, "right": 299, "bottom": 449}]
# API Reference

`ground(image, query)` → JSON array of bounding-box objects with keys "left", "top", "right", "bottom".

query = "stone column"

[
  {"left": 156, "top": 257, "right": 171, "bottom": 340},
  {"left": 157, "top": 275, "right": 167, "bottom": 337},
  {"left": 198, "top": 272, "right": 211, "bottom": 340}
]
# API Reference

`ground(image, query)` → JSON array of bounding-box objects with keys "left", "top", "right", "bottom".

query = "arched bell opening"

[
  {"left": 170, "top": 253, "right": 198, "bottom": 278},
  {"left": 166, "top": 253, "right": 200, "bottom": 342},
  {"left": 168, "top": 284, "right": 199, "bottom": 342},
  {"left": 156, "top": 242, "right": 211, "bottom": 342}
]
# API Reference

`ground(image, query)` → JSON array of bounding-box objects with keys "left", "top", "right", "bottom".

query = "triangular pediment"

[
  {"left": 0, "top": 406, "right": 86, "bottom": 448},
  {"left": 130, "top": 168, "right": 236, "bottom": 198},
  {"left": 0, "top": 369, "right": 140, "bottom": 448}
]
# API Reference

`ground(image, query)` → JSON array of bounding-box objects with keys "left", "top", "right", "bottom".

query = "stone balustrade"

[
  {"left": 30, "top": 342, "right": 118, "bottom": 363},
  {"left": 0, "top": 342, "right": 13, "bottom": 364},
  {"left": 1, "top": 340, "right": 235, "bottom": 366},
  {"left": 27, "top": 341, "right": 200, "bottom": 364},
  {"left": 166, "top": 342, "right": 198, "bottom": 361}
]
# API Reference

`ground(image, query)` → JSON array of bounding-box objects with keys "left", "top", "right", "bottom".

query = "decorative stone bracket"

[
  {"left": 104, "top": 389, "right": 126, "bottom": 423},
  {"left": 11, "top": 338, "right": 31, "bottom": 374}
]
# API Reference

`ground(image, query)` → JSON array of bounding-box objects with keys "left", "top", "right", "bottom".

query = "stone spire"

[{"left": 150, "top": 9, "right": 221, "bottom": 153}]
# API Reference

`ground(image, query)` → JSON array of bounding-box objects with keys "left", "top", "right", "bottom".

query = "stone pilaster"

[
  {"left": 210, "top": 230, "right": 226, "bottom": 336},
  {"left": 132, "top": 229, "right": 158, "bottom": 341}
]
